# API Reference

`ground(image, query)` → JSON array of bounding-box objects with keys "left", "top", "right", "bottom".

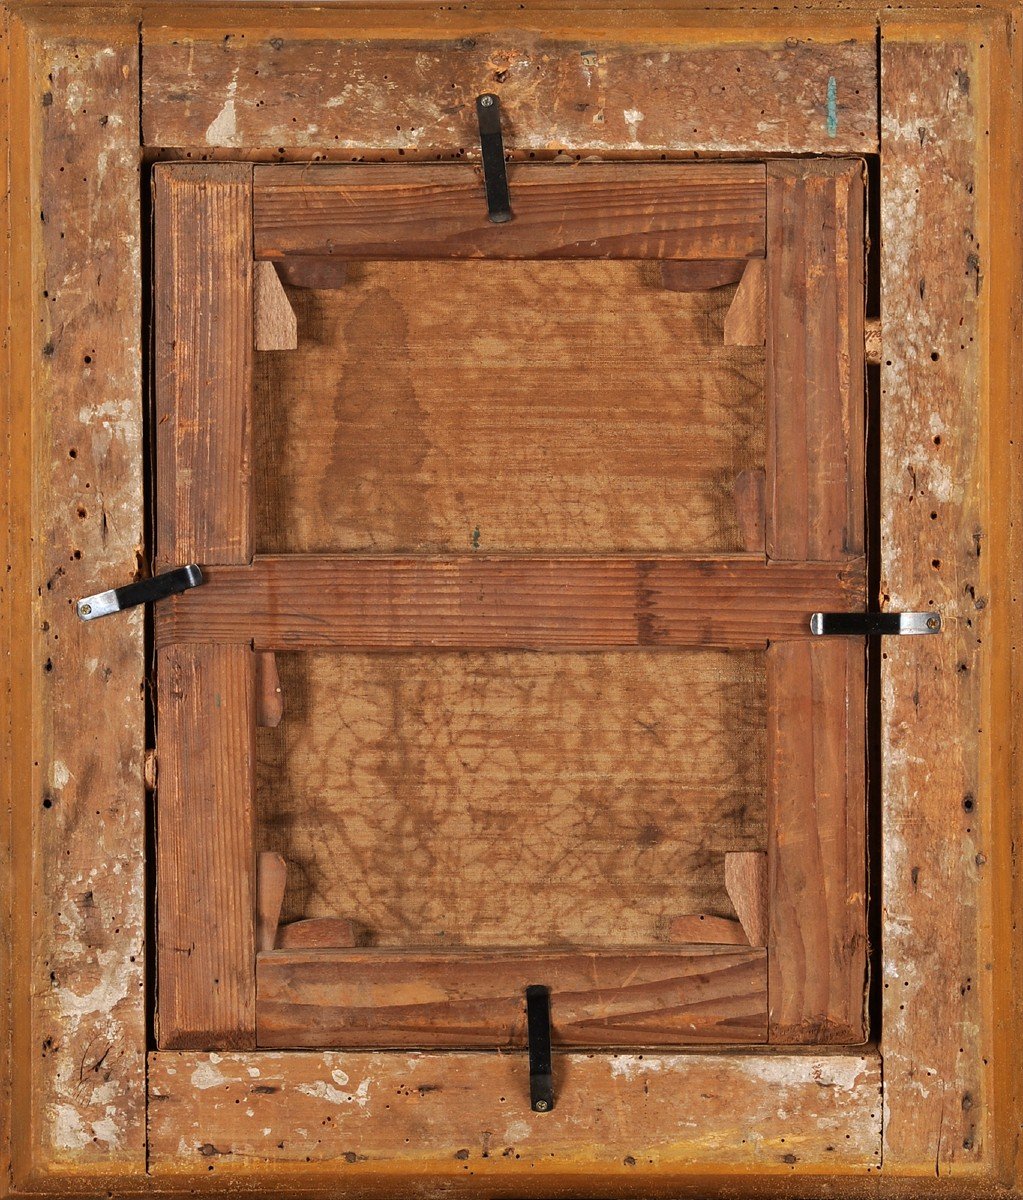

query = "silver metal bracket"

[
  {"left": 76, "top": 564, "right": 204, "bottom": 622},
  {"left": 810, "top": 611, "right": 941, "bottom": 636}
]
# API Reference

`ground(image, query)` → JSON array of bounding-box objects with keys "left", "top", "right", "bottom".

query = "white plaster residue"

[
  {"left": 91, "top": 1114, "right": 121, "bottom": 1146},
  {"left": 623, "top": 107, "right": 645, "bottom": 144},
  {"left": 295, "top": 1076, "right": 371, "bottom": 1108},
  {"left": 57, "top": 947, "right": 135, "bottom": 1019},
  {"left": 929, "top": 412, "right": 948, "bottom": 438},
  {"left": 51, "top": 760, "right": 71, "bottom": 790},
  {"left": 53, "top": 1103, "right": 90, "bottom": 1151},
  {"left": 331, "top": 1068, "right": 350, "bottom": 1086},
  {"left": 247, "top": 1066, "right": 261, "bottom": 1078},
  {"left": 720, "top": 1056, "right": 867, "bottom": 1094},
  {"left": 504, "top": 1120, "right": 532, "bottom": 1142},
  {"left": 206, "top": 74, "right": 239, "bottom": 145},
  {"left": 191, "top": 1060, "right": 228, "bottom": 1090},
  {"left": 609, "top": 1054, "right": 667, "bottom": 1081}
]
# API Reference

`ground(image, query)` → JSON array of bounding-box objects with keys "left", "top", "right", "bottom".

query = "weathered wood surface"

[
  {"left": 141, "top": 28, "right": 879, "bottom": 155},
  {"left": 253, "top": 263, "right": 764, "bottom": 556},
  {"left": 276, "top": 918, "right": 359, "bottom": 950},
  {"left": 668, "top": 915, "right": 748, "bottom": 944},
  {"left": 256, "top": 948, "right": 768, "bottom": 1047},
  {"left": 156, "top": 645, "right": 256, "bottom": 1049},
  {"left": 879, "top": 30, "right": 993, "bottom": 1173},
  {"left": 724, "top": 850, "right": 768, "bottom": 948},
  {"left": 253, "top": 260, "right": 297, "bottom": 351},
  {"left": 766, "top": 160, "right": 865, "bottom": 562},
  {"left": 4, "top": 15, "right": 148, "bottom": 1177},
  {"left": 256, "top": 851, "right": 287, "bottom": 954},
  {"left": 255, "top": 650, "right": 283, "bottom": 728},
  {"left": 157, "top": 555, "right": 865, "bottom": 650},
  {"left": 724, "top": 258, "right": 767, "bottom": 346},
  {"left": 659, "top": 258, "right": 747, "bottom": 291},
  {"left": 257, "top": 650, "right": 765, "bottom": 946},
  {"left": 767, "top": 640, "right": 866, "bottom": 1043},
  {"left": 154, "top": 163, "right": 253, "bottom": 571},
  {"left": 147, "top": 1050, "right": 883, "bottom": 1176},
  {"left": 253, "top": 163, "right": 766, "bottom": 261}
]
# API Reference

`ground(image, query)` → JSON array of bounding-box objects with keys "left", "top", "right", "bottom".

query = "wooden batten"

[
  {"left": 157, "top": 644, "right": 258, "bottom": 1048},
  {"left": 767, "top": 639, "right": 867, "bottom": 1043},
  {"left": 154, "top": 163, "right": 259, "bottom": 1049},
  {"left": 765, "top": 160, "right": 866, "bottom": 563},
  {"left": 157, "top": 554, "right": 865, "bottom": 651},
  {"left": 253, "top": 163, "right": 767, "bottom": 261},
  {"left": 256, "top": 947, "right": 768, "bottom": 1048},
  {"left": 153, "top": 163, "right": 254, "bottom": 571}
]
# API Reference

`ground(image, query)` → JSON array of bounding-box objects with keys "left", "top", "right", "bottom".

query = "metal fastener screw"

[
  {"left": 534, "top": 1100, "right": 548, "bottom": 1112},
  {"left": 79, "top": 603, "right": 91, "bottom": 616},
  {"left": 927, "top": 615, "right": 939, "bottom": 630},
  {"left": 480, "top": 95, "right": 494, "bottom": 107}
]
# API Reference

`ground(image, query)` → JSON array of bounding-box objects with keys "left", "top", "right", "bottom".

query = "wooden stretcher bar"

[{"left": 155, "top": 554, "right": 866, "bottom": 651}]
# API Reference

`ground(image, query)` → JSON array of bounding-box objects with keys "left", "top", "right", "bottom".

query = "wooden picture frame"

[
  {"left": 1, "top": 2, "right": 1020, "bottom": 1195},
  {"left": 151, "top": 158, "right": 866, "bottom": 1054}
]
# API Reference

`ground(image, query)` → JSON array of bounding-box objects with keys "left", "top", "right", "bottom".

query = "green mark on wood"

[
  {"left": 471, "top": 526, "right": 481, "bottom": 550},
  {"left": 826, "top": 76, "right": 838, "bottom": 138}
]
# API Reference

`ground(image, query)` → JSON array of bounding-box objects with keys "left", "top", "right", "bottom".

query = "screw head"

[
  {"left": 926, "top": 615, "right": 939, "bottom": 630},
  {"left": 79, "top": 602, "right": 92, "bottom": 616},
  {"left": 480, "top": 95, "right": 494, "bottom": 107},
  {"left": 533, "top": 1099, "right": 549, "bottom": 1112}
]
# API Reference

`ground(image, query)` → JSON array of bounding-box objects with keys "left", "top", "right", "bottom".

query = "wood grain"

[
  {"left": 256, "top": 948, "right": 768, "bottom": 1048},
  {"left": 879, "top": 31, "right": 992, "bottom": 1172},
  {"left": 157, "top": 554, "right": 865, "bottom": 651},
  {"left": 276, "top": 257, "right": 349, "bottom": 289},
  {"left": 659, "top": 259, "right": 747, "bottom": 291},
  {"left": 766, "top": 160, "right": 865, "bottom": 562},
  {"left": 147, "top": 1049, "right": 884, "bottom": 1176},
  {"left": 767, "top": 640, "right": 866, "bottom": 1043},
  {"left": 255, "top": 650, "right": 284, "bottom": 728},
  {"left": 156, "top": 645, "right": 257, "bottom": 1049},
  {"left": 253, "top": 164, "right": 766, "bottom": 261},
  {"left": 256, "top": 852, "right": 287, "bottom": 953},
  {"left": 253, "top": 263, "right": 765, "bottom": 556},
  {"left": 141, "top": 29, "right": 879, "bottom": 155},
  {"left": 256, "top": 650, "right": 766, "bottom": 947},
  {"left": 724, "top": 851, "right": 768, "bottom": 948},
  {"left": 667, "top": 916, "right": 748, "bottom": 945},
  {"left": 253, "top": 260, "right": 297, "bottom": 351},
  {"left": 276, "top": 918, "right": 358, "bottom": 950},
  {"left": 7, "top": 15, "right": 149, "bottom": 1175},
  {"left": 724, "top": 258, "right": 767, "bottom": 346},
  {"left": 154, "top": 163, "right": 253, "bottom": 570}
]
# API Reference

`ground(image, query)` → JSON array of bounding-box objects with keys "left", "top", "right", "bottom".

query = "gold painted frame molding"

[{"left": 0, "top": 3, "right": 1020, "bottom": 1196}]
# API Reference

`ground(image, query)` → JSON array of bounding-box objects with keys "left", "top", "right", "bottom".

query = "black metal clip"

[
  {"left": 525, "top": 984, "right": 553, "bottom": 1112},
  {"left": 810, "top": 611, "right": 941, "bottom": 636},
  {"left": 476, "top": 93, "right": 512, "bottom": 224},
  {"left": 76, "top": 564, "right": 204, "bottom": 621}
]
